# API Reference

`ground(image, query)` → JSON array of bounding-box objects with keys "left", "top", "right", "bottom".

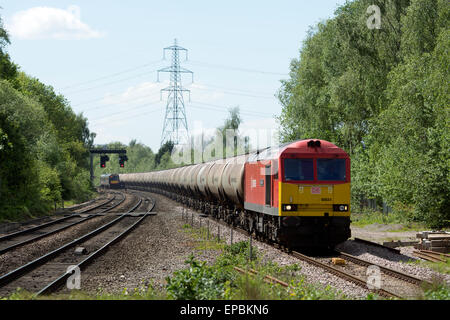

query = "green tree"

[
  {"left": 0, "top": 80, "right": 59, "bottom": 217},
  {"left": 155, "top": 141, "right": 174, "bottom": 166},
  {"left": 0, "top": 13, "right": 95, "bottom": 219},
  {"left": 277, "top": 0, "right": 449, "bottom": 226},
  {"left": 0, "top": 14, "right": 17, "bottom": 81}
]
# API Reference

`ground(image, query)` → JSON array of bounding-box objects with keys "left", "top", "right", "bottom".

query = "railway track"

[
  {"left": 197, "top": 211, "right": 431, "bottom": 299},
  {"left": 290, "top": 250, "right": 431, "bottom": 299},
  {"left": 413, "top": 249, "right": 450, "bottom": 262},
  {"left": 64, "top": 192, "right": 110, "bottom": 213},
  {"left": 0, "top": 192, "right": 126, "bottom": 255},
  {"left": 0, "top": 193, "right": 155, "bottom": 296}
]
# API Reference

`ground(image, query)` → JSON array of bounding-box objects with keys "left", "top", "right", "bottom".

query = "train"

[
  {"left": 119, "top": 139, "right": 351, "bottom": 249},
  {"left": 99, "top": 173, "right": 123, "bottom": 189}
]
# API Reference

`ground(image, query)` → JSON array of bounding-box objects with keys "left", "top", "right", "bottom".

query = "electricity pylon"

[{"left": 158, "top": 39, "right": 193, "bottom": 147}]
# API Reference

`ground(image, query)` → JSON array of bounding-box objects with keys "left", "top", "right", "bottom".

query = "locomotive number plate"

[{"left": 311, "top": 187, "right": 321, "bottom": 194}]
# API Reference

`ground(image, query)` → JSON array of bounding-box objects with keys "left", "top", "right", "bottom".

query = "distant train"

[
  {"left": 120, "top": 139, "right": 351, "bottom": 249},
  {"left": 99, "top": 174, "right": 123, "bottom": 189}
]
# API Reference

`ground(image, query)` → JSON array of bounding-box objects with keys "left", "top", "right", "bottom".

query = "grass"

[
  {"left": 422, "top": 281, "right": 450, "bottom": 300},
  {"left": 0, "top": 192, "right": 99, "bottom": 224},
  {"left": 404, "top": 256, "right": 450, "bottom": 275},
  {"left": 181, "top": 222, "right": 226, "bottom": 251},
  {"left": 351, "top": 210, "right": 403, "bottom": 227},
  {"left": 351, "top": 209, "right": 426, "bottom": 231},
  {"left": 63, "top": 200, "right": 77, "bottom": 208}
]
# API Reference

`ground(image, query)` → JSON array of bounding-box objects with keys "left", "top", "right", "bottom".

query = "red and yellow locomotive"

[{"left": 243, "top": 139, "right": 350, "bottom": 248}]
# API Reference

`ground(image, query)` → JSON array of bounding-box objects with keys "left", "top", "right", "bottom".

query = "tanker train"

[{"left": 120, "top": 139, "right": 351, "bottom": 249}]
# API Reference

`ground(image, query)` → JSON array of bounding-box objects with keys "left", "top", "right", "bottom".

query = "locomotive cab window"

[
  {"left": 317, "top": 158, "right": 346, "bottom": 181},
  {"left": 283, "top": 158, "right": 314, "bottom": 181}
]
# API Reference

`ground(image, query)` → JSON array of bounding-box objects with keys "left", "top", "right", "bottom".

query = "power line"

[
  {"left": 61, "top": 59, "right": 162, "bottom": 89},
  {"left": 78, "top": 91, "right": 161, "bottom": 113},
  {"left": 187, "top": 60, "right": 288, "bottom": 76},
  {"left": 193, "top": 83, "right": 276, "bottom": 97},
  {"left": 189, "top": 101, "right": 276, "bottom": 118},
  {"left": 72, "top": 81, "right": 167, "bottom": 107},
  {"left": 73, "top": 80, "right": 273, "bottom": 109},
  {"left": 191, "top": 85, "right": 276, "bottom": 100},
  {"left": 63, "top": 58, "right": 284, "bottom": 92},
  {"left": 65, "top": 70, "right": 159, "bottom": 95},
  {"left": 89, "top": 100, "right": 162, "bottom": 122},
  {"left": 191, "top": 100, "right": 275, "bottom": 115},
  {"left": 115, "top": 107, "right": 163, "bottom": 122},
  {"left": 189, "top": 105, "right": 268, "bottom": 118},
  {"left": 90, "top": 105, "right": 163, "bottom": 125},
  {"left": 88, "top": 99, "right": 274, "bottom": 125},
  {"left": 62, "top": 58, "right": 284, "bottom": 97}
]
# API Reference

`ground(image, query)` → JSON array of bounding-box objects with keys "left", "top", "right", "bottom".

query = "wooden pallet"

[{"left": 415, "top": 231, "right": 450, "bottom": 253}]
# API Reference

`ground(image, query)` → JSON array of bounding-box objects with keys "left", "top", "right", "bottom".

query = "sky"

[{"left": 1, "top": 1, "right": 347, "bottom": 152}]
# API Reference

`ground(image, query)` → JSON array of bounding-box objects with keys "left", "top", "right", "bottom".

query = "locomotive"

[
  {"left": 120, "top": 139, "right": 351, "bottom": 249},
  {"left": 99, "top": 173, "right": 122, "bottom": 189}
]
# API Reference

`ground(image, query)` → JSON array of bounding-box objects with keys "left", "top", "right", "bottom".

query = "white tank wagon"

[{"left": 119, "top": 154, "right": 247, "bottom": 216}]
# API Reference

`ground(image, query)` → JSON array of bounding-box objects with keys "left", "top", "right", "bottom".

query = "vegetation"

[
  {"left": 278, "top": 0, "right": 449, "bottom": 228},
  {"left": 423, "top": 283, "right": 450, "bottom": 300},
  {"left": 0, "top": 15, "right": 94, "bottom": 221},
  {"left": 406, "top": 256, "right": 450, "bottom": 275},
  {"left": 166, "top": 232, "right": 349, "bottom": 300},
  {"left": 350, "top": 208, "right": 428, "bottom": 231}
]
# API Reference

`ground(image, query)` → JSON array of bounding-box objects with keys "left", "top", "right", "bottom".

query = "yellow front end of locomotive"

[{"left": 278, "top": 182, "right": 351, "bottom": 217}]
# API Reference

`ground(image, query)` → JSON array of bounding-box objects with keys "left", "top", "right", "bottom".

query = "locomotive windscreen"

[
  {"left": 283, "top": 158, "right": 314, "bottom": 181},
  {"left": 317, "top": 158, "right": 346, "bottom": 181}
]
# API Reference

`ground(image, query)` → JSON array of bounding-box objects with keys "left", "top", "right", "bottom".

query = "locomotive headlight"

[
  {"left": 282, "top": 204, "right": 298, "bottom": 211},
  {"left": 333, "top": 204, "right": 349, "bottom": 212}
]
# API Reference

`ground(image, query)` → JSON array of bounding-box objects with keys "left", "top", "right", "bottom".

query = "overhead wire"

[
  {"left": 189, "top": 101, "right": 276, "bottom": 118},
  {"left": 89, "top": 99, "right": 162, "bottom": 123},
  {"left": 63, "top": 58, "right": 283, "bottom": 123},
  {"left": 191, "top": 100, "right": 277, "bottom": 116},
  {"left": 90, "top": 106, "right": 164, "bottom": 125},
  {"left": 78, "top": 91, "right": 162, "bottom": 113},
  {"left": 64, "top": 69, "right": 159, "bottom": 95},
  {"left": 89, "top": 98, "right": 275, "bottom": 126},
  {"left": 192, "top": 83, "right": 276, "bottom": 97},
  {"left": 61, "top": 59, "right": 163, "bottom": 90},
  {"left": 187, "top": 60, "right": 288, "bottom": 76},
  {"left": 188, "top": 85, "right": 275, "bottom": 100}
]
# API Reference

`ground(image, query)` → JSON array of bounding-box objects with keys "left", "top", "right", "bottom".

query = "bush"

[
  {"left": 165, "top": 255, "right": 231, "bottom": 300},
  {"left": 424, "top": 284, "right": 450, "bottom": 300}
]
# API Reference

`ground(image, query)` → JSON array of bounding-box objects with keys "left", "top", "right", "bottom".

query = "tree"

[
  {"left": 155, "top": 141, "right": 174, "bottom": 166},
  {"left": 0, "top": 14, "right": 17, "bottom": 81},
  {"left": 277, "top": 0, "right": 449, "bottom": 227}
]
